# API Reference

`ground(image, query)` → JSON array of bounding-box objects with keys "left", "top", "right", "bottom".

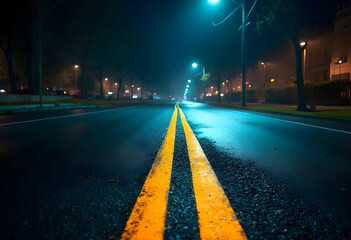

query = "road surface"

[{"left": 0, "top": 102, "right": 350, "bottom": 239}]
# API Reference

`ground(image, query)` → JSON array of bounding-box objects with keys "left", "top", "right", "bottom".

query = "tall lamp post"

[
  {"left": 210, "top": 0, "right": 257, "bottom": 106},
  {"left": 192, "top": 62, "right": 206, "bottom": 101},
  {"left": 74, "top": 65, "right": 79, "bottom": 89},
  {"left": 300, "top": 42, "right": 308, "bottom": 80}
]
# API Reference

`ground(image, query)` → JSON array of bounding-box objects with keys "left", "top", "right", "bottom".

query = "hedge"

[{"left": 265, "top": 80, "right": 351, "bottom": 105}]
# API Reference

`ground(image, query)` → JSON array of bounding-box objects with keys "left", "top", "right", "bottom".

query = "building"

[{"left": 330, "top": 0, "right": 351, "bottom": 80}]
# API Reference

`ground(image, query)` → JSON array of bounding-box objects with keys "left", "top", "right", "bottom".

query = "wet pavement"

[{"left": 0, "top": 101, "right": 350, "bottom": 239}]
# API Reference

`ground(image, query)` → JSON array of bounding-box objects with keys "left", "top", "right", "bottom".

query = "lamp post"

[
  {"left": 114, "top": 82, "right": 118, "bottom": 99},
  {"left": 210, "top": 0, "right": 257, "bottom": 106},
  {"left": 300, "top": 42, "right": 307, "bottom": 80},
  {"left": 74, "top": 65, "right": 79, "bottom": 89},
  {"left": 261, "top": 61, "right": 266, "bottom": 89},
  {"left": 192, "top": 62, "right": 206, "bottom": 101}
]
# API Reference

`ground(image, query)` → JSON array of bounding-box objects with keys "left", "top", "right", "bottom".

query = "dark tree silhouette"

[
  {"left": 255, "top": 0, "right": 308, "bottom": 111},
  {"left": 0, "top": 1, "right": 26, "bottom": 93}
]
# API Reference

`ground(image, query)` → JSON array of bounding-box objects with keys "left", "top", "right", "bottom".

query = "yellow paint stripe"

[
  {"left": 178, "top": 105, "right": 247, "bottom": 240},
  {"left": 121, "top": 104, "right": 178, "bottom": 240}
]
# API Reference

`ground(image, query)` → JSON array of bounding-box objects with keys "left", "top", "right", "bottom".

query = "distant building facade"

[{"left": 306, "top": 0, "right": 351, "bottom": 81}]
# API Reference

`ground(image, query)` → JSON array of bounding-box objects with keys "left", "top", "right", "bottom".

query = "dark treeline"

[{"left": 0, "top": 0, "right": 167, "bottom": 98}]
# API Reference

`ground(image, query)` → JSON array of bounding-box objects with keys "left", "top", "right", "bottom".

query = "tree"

[
  {"left": 25, "top": 0, "right": 55, "bottom": 105},
  {"left": 0, "top": 1, "right": 26, "bottom": 93},
  {"left": 255, "top": 0, "right": 307, "bottom": 111}
]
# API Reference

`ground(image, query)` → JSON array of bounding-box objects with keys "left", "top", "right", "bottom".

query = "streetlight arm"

[
  {"left": 229, "top": 0, "right": 243, "bottom": 7},
  {"left": 244, "top": 0, "right": 258, "bottom": 23},
  {"left": 212, "top": 5, "right": 240, "bottom": 27}
]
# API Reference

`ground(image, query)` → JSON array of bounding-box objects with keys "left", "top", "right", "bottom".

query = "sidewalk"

[
  {"left": 0, "top": 102, "right": 97, "bottom": 114},
  {"left": 0, "top": 99, "right": 162, "bottom": 114},
  {"left": 213, "top": 102, "right": 351, "bottom": 121}
]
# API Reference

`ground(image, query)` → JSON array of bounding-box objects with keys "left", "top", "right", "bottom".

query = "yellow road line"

[
  {"left": 121, "top": 104, "right": 178, "bottom": 240},
  {"left": 178, "top": 105, "right": 247, "bottom": 240}
]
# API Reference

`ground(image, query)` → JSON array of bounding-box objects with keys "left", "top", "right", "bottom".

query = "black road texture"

[{"left": 0, "top": 102, "right": 350, "bottom": 239}]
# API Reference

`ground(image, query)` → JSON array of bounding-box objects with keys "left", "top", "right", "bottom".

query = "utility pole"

[{"left": 211, "top": 0, "right": 257, "bottom": 107}]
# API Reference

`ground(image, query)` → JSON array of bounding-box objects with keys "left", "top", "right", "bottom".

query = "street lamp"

[
  {"left": 300, "top": 41, "right": 308, "bottom": 80},
  {"left": 338, "top": 59, "right": 343, "bottom": 79},
  {"left": 188, "top": 79, "right": 191, "bottom": 83},
  {"left": 209, "top": 0, "right": 220, "bottom": 4},
  {"left": 211, "top": 0, "right": 258, "bottom": 106},
  {"left": 74, "top": 65, "right": 79, "bottom": 89},
  {"left": 105, "top": 77, "right": 108, "bottom": 81}
]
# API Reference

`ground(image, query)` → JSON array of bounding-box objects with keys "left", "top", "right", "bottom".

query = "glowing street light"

[
  {"left": 300, "top": 42, "right": 306, "bottom": 47},
  {"left": 104, "top": 77, "right": 108, "bottom": 81},
  {"left": 209, "top": 0, "right": 220, "bottom": 4},
  {"left": 192, "top": 62, "right": 198, "bottom": 68},
  {"left": 74, "top": 65, "right": 79, "bottom": 69},
  {"left": 188, "top": 79, "right": 191, "bottom": 83}
]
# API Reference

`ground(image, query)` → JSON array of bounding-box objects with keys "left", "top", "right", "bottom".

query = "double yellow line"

[{"left": 121, "top": 103, "right": 247, "bottom": 240}]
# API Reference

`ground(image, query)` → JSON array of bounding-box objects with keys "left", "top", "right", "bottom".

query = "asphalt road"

[{"left": 0, "top": 102, "right": 350, "bottom": 239}]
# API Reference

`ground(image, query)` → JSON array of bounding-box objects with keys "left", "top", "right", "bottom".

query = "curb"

[{"left": 211, "top": 104, "right": 351, "bottom": 123}]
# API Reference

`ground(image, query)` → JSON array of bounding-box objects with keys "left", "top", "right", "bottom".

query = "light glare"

[{"left": 209, "top": 0, "right": 220, "bottom": 4}]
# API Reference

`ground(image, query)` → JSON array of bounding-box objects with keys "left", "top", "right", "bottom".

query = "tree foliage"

[{"left": 255, "top": 0, "right": 307, "bottom": 111}]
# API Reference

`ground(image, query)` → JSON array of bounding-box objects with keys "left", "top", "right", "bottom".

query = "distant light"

[
  {"left": 125, "top": 90, "right": 130, "bottom": 93},
  {"left": 206, "top": 94, "right": 209, "bottom": 96},
  {"left": 261, "top": 62, "right": 265, "bottom": 65},
  {"left": 131, "top": 84, "right": 134, "bottom": 88},
  {"left": 153, "top": 92, "right": 157, "bottom": 95},
  {"left": 238, "top": 86, "right": 241, "bottom": 89},
  {"left": 114, "top": 82, "right": 118, "bottom": 86},
  {"left": 188, "top": 79, "right": 191, "bottom": 83},
  {"left": 192, "top": 62, "right": 198, "bottom": 68},
  {"left": 339, "top": 59, "right": 343, "bottom": 64},
  {"left": 222, "top": 82, "right": 225, "bottom": 85},
  {"left": 132, "top": 94, "right": 138, "bottom": 99},
  {"left": 246, "top": 81, "right": 249, "bottom": 85},
  {"left": 74, "top": 65, "right": 79, "bottom": 69},
  {"left": 209, "top": 93, "right": 212, "bottom": 96},
  {"left": 46, "top": 88, "right": 49, "bottom": 90},
  {"left": 215, "top": 90, "right": 218, "bottom": 94},
  {"left": 108, "top": 91, "right": 113, "bottom": 95},
  {"left": 209, "top": 0, "right": 220, "bottom": 4},
  {"left": 211, "top": 86, "right": 213, "bottom": 89},
  {"left": 105, "top": 78, "right": 108, "bottom": 81},
  {"left": 271, "top": 78, "right": 275, "bottom": 82},
  {"left": 63, "top": 91, "right": 67, "bottom": 94},
  {"left": 300, "top": 42, "right": 306, "bottom": 47},
  {"left": 220, "top": 93, "right": 224, "bottom": 96},
  {"left": 0, "top": 89, "right": 5, "bottom": 93},
  {"left": 137, "top": 87, "right": 140, "bottom": 90},
  {"left": 186, "top": 85, "right": 189, "bottom": 88},
  {"left": 249, "top": 84, "right": 252, "bottom": 88},
  {"left": 226, "top": 80, "right": 229, "bottom": 83}
]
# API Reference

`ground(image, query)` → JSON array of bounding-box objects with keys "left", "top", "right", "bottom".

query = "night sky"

[{"left": 50, "top": 0, "right": 337, "bottom": 97}]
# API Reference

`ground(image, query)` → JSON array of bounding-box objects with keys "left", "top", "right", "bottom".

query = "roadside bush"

[
  {"left": 265, "top": 86, "right": 297, "bottom": 104},
  {"left": 265, "top": 80, "right": 351, "bottom": 105},
  {"left": 247, "top": 89, "right": 264, "bottom": 103}
]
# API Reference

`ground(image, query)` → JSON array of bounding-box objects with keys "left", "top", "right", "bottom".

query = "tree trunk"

[
  {"left": 293, "top": 40, "right": 307, "bottom": 111},
  {"left": 98, "top": 67, "right": 103, "bottom": 98},
  {"left": 203, "top": 82, "right": 206, "bottom": 103},
  {"left": 217, "top": 72, "right": 221, "bottom": 104},
  {"left": 4, "top": 49, "right": 18, "bottom": 93},
  {"left": 38, "top": 11, "right": 43, "bottom": 108},
  {"left": 79, "top": 58, "right": 88, "bottom": 99},
  {"left": 26, "top": 41, "right": 38, "bottom": 94}
]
